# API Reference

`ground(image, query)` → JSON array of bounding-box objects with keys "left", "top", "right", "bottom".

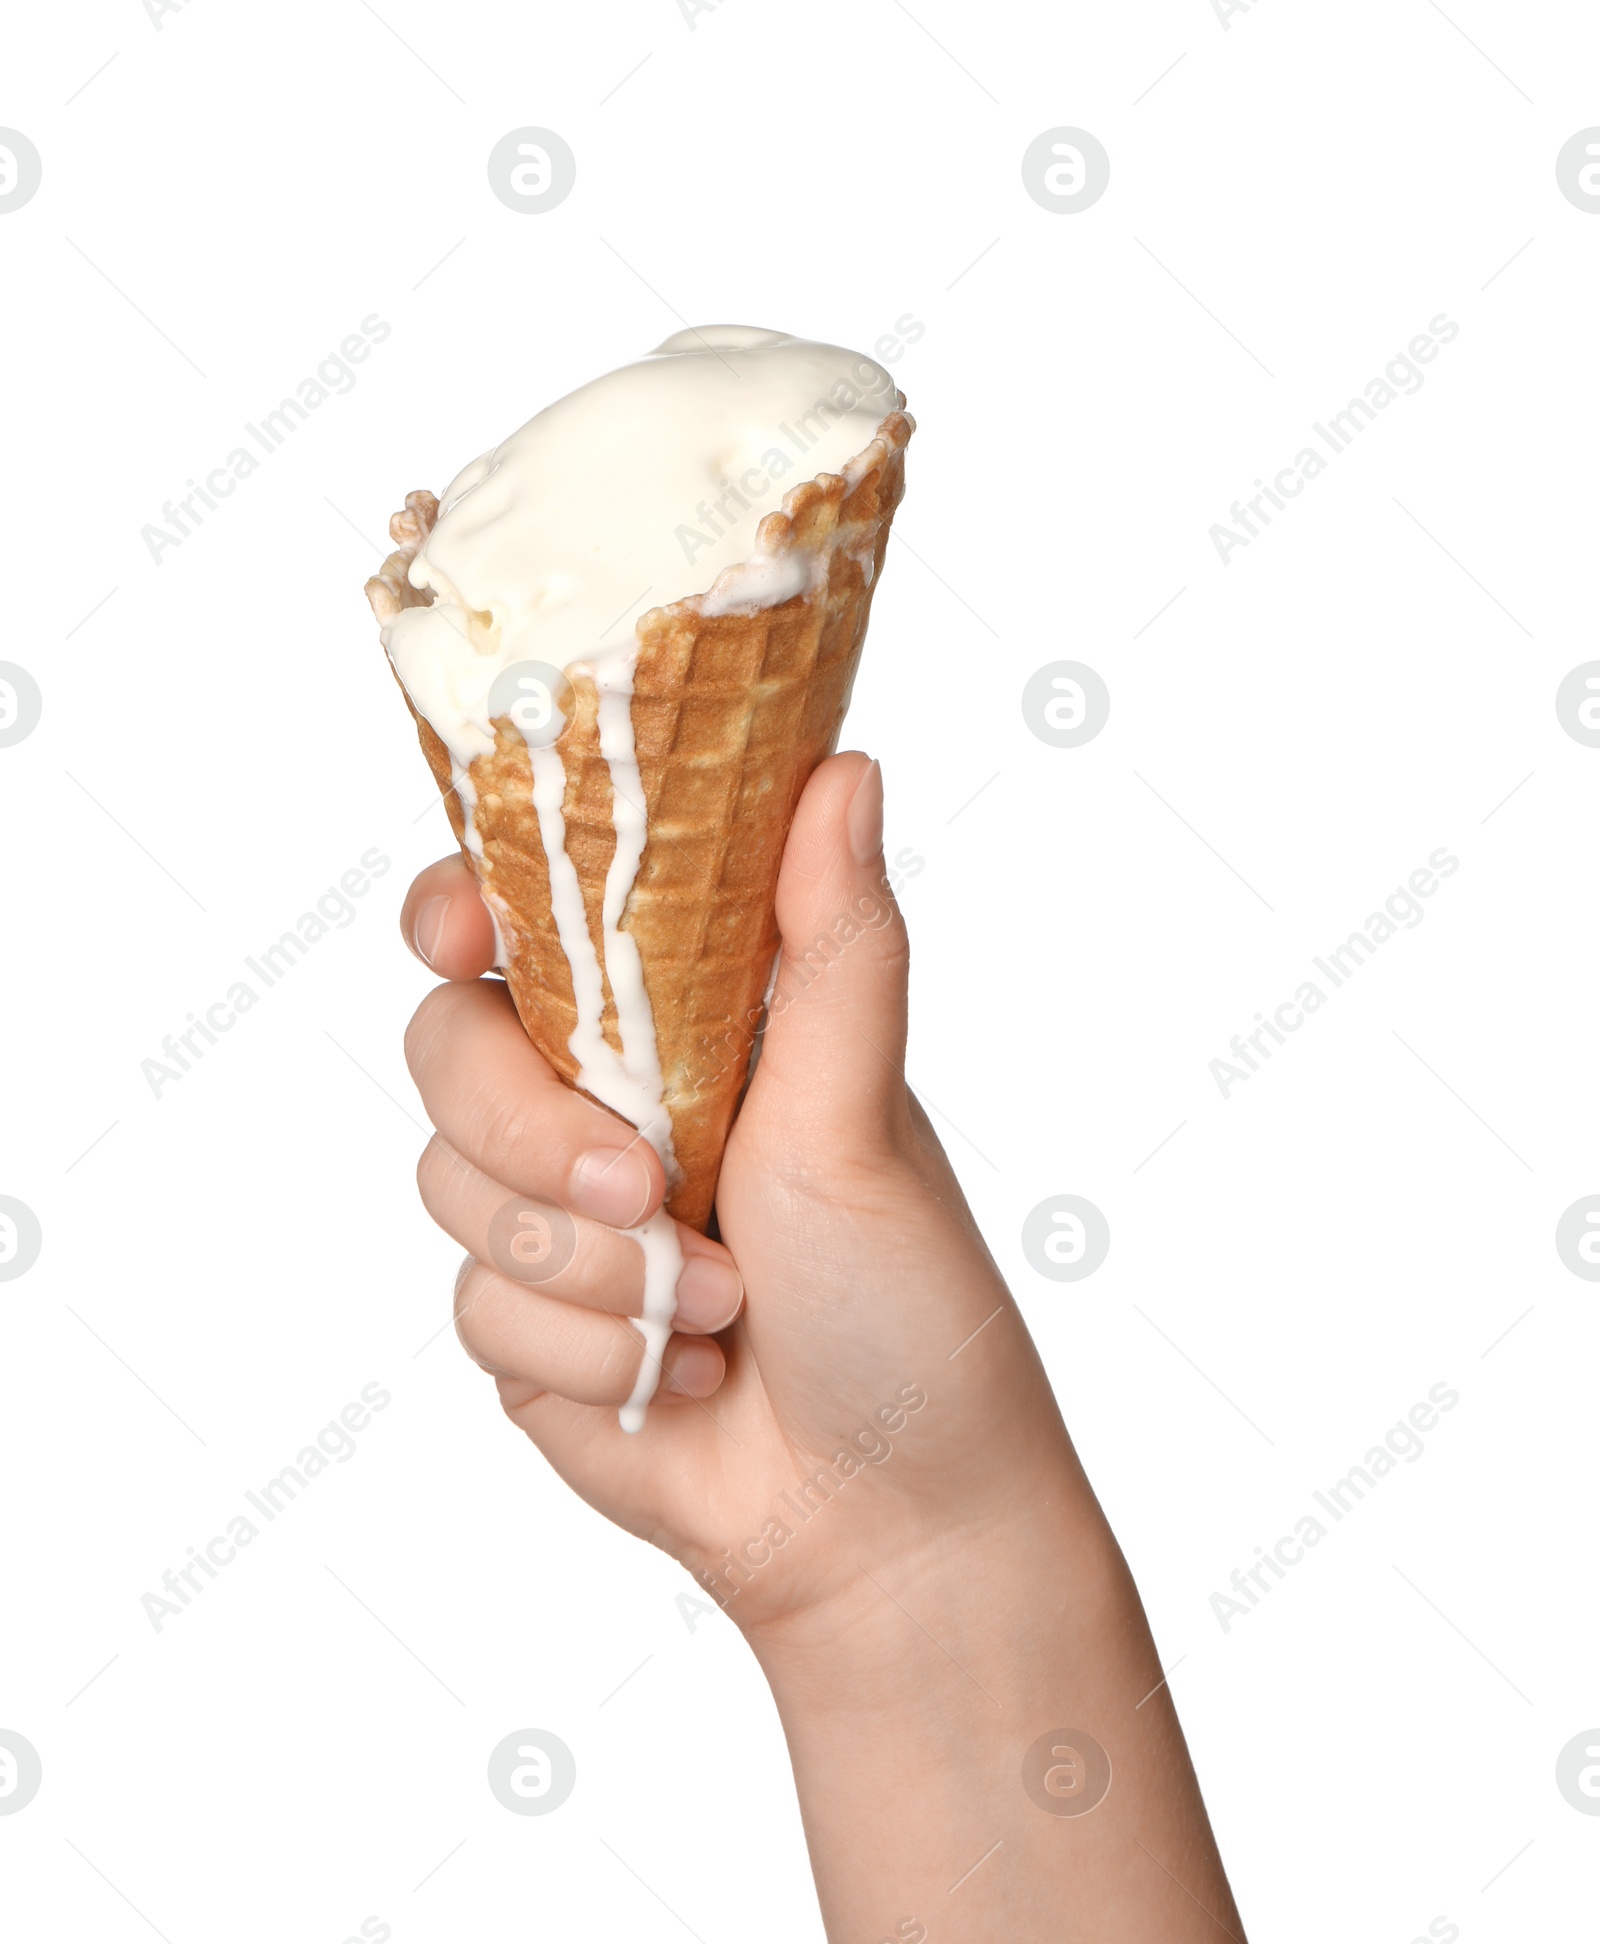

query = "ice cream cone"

[{"left": 367, "top": 409, "right": 912, "bottom": 1232}]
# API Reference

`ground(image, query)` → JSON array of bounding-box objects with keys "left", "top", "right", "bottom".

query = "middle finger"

[
  {"left": 417, "top": 1134, "right": 744, "bottom": 1333},
  {"left": 405, "top": 978, "right": 666, "bottom": 1229}
]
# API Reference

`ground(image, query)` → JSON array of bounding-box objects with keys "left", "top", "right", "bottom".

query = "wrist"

[{"left": 743, "top": 1489, "right": 1137, "bottom": 1719}]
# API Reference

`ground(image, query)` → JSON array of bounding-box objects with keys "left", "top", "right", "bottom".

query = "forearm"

[{"left": 747, "top": 1498, "right": 1245, "bottom": 1943}]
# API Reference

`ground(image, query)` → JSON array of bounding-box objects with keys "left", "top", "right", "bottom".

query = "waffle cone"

[{"left": 367, "top": 410, "right": 911, "bottom": 1232}]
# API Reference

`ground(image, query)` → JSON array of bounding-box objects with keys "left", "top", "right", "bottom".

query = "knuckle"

[
  {"left": 476, "top": 1088, "right": 547, "bottom": 1184},
  {"left": 415, "top": 1135, "right": 443, "bottom": 1203},
  {"left": 402, "top": 982, "right": 457, "bottom": 1083},
  {"left": 451, "top": 1262, "right": 504, "bottom": 1352},
  {"left": 415, "top": 1133, "right": 469, "bottom": 1218}
]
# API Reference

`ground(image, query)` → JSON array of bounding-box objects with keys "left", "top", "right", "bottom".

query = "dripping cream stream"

[{"left": 519, "top": 666, "right": 682, "bottom": 1434}]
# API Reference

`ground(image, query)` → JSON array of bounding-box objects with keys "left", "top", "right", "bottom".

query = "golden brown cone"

[{"left": 366, "top": 409, "right": 912, "bottom": 1231}]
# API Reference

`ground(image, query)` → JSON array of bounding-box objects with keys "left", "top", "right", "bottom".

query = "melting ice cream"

[{"left": 376, "top": 327, "right": 900, "bottom": 1431}]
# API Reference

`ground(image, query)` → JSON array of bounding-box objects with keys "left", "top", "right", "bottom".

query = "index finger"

[
  {"left": 404, "top": 978, "right": 667, "bottom": 1230},
  {"left": 400, "top": 853, "right": 497, "bottom": 980}
]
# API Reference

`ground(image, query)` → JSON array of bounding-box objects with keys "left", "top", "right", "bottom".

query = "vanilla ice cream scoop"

[{"left": 384, "top": 325, "right": 900, "bottom": 776}]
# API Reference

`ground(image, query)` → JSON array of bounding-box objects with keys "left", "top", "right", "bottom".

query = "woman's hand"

[
  {"left": 400, "top": 752, "right": 1072, "bottom": 1629},
  {"left": 399, "top": 751, "right": 1245, "bottom": 1941}
]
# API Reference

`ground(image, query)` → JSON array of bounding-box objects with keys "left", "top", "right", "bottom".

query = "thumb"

[{"left": 760, "top": 752, "right": 911, "bottom": 1130}]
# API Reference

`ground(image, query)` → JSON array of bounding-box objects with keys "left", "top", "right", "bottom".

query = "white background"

[{"left": 2, "top": 1, "right": 1597, "bottom": 1938}]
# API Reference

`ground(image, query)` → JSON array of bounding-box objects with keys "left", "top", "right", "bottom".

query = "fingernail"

[
  {"left": 412, "top": 895, "right": 451, "bottom": 968},
  {"left": 665, "top": 1338, "right": 725, "bottom": 1398},
  {"left": 673, "top": 1254, "right": 744, "bottom": 1331},
  {"left": 569, "top": 1146, "right": 655, "bottom": 1228},
  {"left": 847, "top": 758, "right": 884, "bottom": 865}
]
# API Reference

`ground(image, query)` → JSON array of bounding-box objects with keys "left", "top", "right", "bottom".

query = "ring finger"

[{"left": 453, "top": 1257, "right": 728, "bottom": 1404}]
